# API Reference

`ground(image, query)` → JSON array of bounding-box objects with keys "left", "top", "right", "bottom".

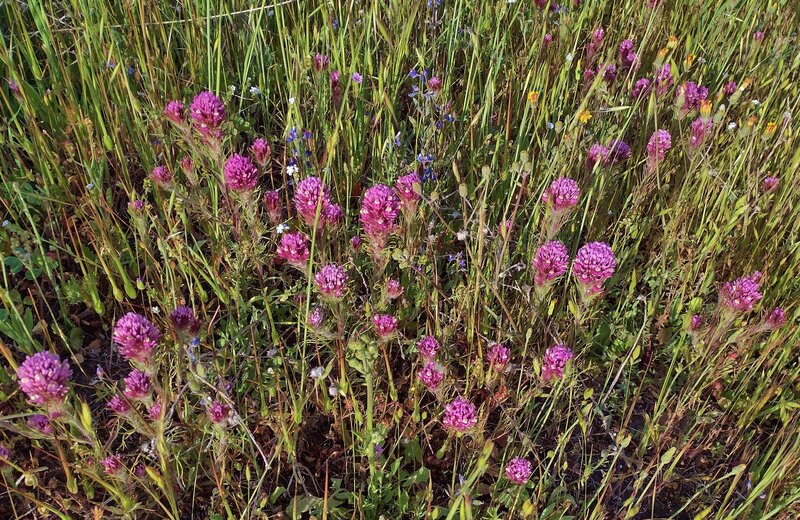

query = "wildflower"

[
  {"left": 542, "top": 178, "right": 580, "bottom": 211},
  {"left": 528, "top": 91, "right": 539, "bottom": 104},
  {"left": 149, "top": 165, "right": 172, "bottom": 186},
  {"left": 263, "top": 190, "right": 282, "bottom": 223},
  {"left": 504, "top": 457, "right": 533, "bottom": 485},
  {"left": 350, "top": 235, "right": 362, "bottom": 251},
  {"left": 251, "top": 138, "right": 271, "bottom": 166},
  {"left": 418, "top": 361, "right": 444, "bottom": 390},
  {"left": 601, "top": 63, "right": 618, "bottom": 82},
  {"left": 764, "top": 122, "right": 777, "bottom": 139},
  {"left": 112, "top": 312, "right": 161, "bottom": 364},
  {"left": 351, "top": 72, "right": 363, "bottom": 84},
  {"left": 654, "top": 64, "right": 674, "bottom": 97},
  {"left": 129, "top": 199, "right": 144, "bottom": 212},
  {"left": 148, "top": 400, "right": 162, "bottom": 421},
  {"left": 179, "top": 157, "right": 193, "bottom": 176},
  {"left": 208, "top": 400, "right": 230, "bottom": 424},
  {"left": 677, "top": 81, "right": 709, "bottom": 112},
  {"left": 372, "top": 314, "right": 398, "bottom": 337},
  {"left": 587, "top": 143, "right": 610, "bottom": 170},
  {"left": 0, "top": 446, "right": 9, "bottom": 465},
  {"left": 396, "top": 173, "right": 422, "bottom": 207},
  {"left": 647, "top": 129, "right": 672, "bottom": 163},
  {"left": 26, "top": 413, "right": 52, "bottom": 434},
  {"left": 542, "top": 344, "right": 574, "bottom": 382},
  {"left": 17, "top": 352, "right": 72, "bottom": 408},
  {"left": 313, "top": 53, "right": 329, "bottom": 72},
  {"left": 573, "top": 242, "right": 616, "bottom": 294},
  {"left": 101, "top": 455, "right": 125, "bottom": 476},
  {"left": 307, "top": 307, "right": 325, "bottom": 329},
  {"left": 753, "top": 30, "right": 764, "bottom": 42},
  {"left": 309, "top": 366, "right": 324, "bottom": 379},
  {"left": 189, "top": 91, "right": 226, "bottom": 139},
  {"left": 690, "top": 314, "right": 704, "bottom": 331},
  {"left": 107, "top": 395, "right": 131, "bottom": 415},
  {"left": 487, "top": 343, "right": 511, "bottom": 368},
  {"left": 763, "top": 176, "right": 779, "bottom": 192},
  {"left": 323, "top": 203, "right": 344, "bottom": 227},
  {"left": 632, "top": 78, "right": 651, "bottom": 98},
  {"left": 223, "top": 154, "right": 259, "bottom": 192},
  {"left": 577, "top": 109, "right": 592, "bottom": 123},
  {"left": 123, "top": 370, "right": 151, "bottom": 401},
  {"left": 689, "top": 117, "right": 713, "bottom": 149},
  {"left": 443, "top": 397, "right": 478, "bottom": 432},
  {"left": 764, "top": 307, "right": 787, "bottom": 330},
  {"left": 360, "top": 184, "right": 401, "bottom": 249},
  {"left": 386, "top": 279, "right": 404, "bottom": 299},
  {"left": 276, "top": 232, "right": 310, "bottom": 267},
  {"left": 723, "top": 81, "right": 737, "bottom": 96},
  {"left": 163, "top": 100, "right": 185, "bottom": 124},
  {"left": 607, "top": 140, "right": 632, "bottom": 164},
  {"left": 314, "top": 264, "right": 348, "bottom": 298},
  {"left": 293, "top": 177, "right": 332, "bottom": 228},
  {"left": 8, "top": 79, "right": 20, "bottom": 95},
  {"left": 533, "top": 240, "right": 570, "bottom": 286},
  {"left": 719, "top": 272, "right": 762, "bottom": 314},
  {"left": 169, "top": 306, "right": 201, "bottom": 337},
  {"left": 417, "top": 336, "right": 440, "bottom": 360},
  {"left": 249, "top": 86, "right": 261, "bottom": 95},
  {"left": 427, "top": 76, "right": 443, "bottom": 91}
]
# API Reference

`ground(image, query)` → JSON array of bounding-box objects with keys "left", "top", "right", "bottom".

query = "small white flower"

[
  {"left": 86, "top": 183, "right": 94, "bottom": 190},
  {"left": 230, "top": 85, "right": 237, "bottom": 93},
  {"left": 450, "top": 210, "right": 461, "bottom": 218},
  {"left": 456, "top": 230, "right": 468, "bottom": 241},
  {"left": 288, "top": 97, "right": 296, "bottom": 104},
  {"left": 309, "top": 366, "right": 324, "bottom": 379},
  {"left": 547, "top": 121, "right": 555, "bottom": 129},
  {"left": 1, "top": 220, "right": 9, "bottom": 228},
  {"left": 566, "top": 53, "right": 574, "bottom": 63},
  {"left": 751, "top": 99, "right": 760, "bottom": 106},
  {"left": 328, "top": 384, "right": 339, "bottom": 397},
  {"left": 276, "top": 223, "right": 289, "bottom": 235},
  {"left": 266, "top": 348, "right": 278, "bottom": 358},
  {"left": 151, "top": 306, "right": 160, "bottom": 314},
  {"left": 286, "top": 164, "right": 298, "bottom": 177},
  {"left": 727, "top": 122, "right": 737, "bottom": 130},
  {"left": 249, "top": 86, "right": 261, "bottom": 95}
]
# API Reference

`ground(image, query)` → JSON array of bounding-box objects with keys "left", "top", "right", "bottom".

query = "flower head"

[
  {"left": 251, "top": 138, "right": 271, "bottom": 166},
  {"left": 314, "top": 264, "right": 348, "bottom": 298},
  {"left": 443, "top": 397, "right": 478, "bottom": 432},
  {"left": 723, "top": 81, "right": 738, "bottom": 96},
  {"left": 533, "top": 240, "right": 570, "bottom": 286},
  {"left": 542, "top": 178, "right": 580, "bottom": 211},
  {"left": 654, "top": 63, "right": 674, "bottom": 96},
  {"left": 690, "top": 314, "right": 704, "bottom": 331},
  {"left": 418, "top": 361, "right": 444, "bottom": 390},
  {"left": 27, "top": 414, "right": 53, "bottom": 434},
  {"left": 360, "top": 184, "right": 401, "bottom": 248},
  {"left": 417, "top": 336, "right": 440, "bottom": 360},
  {"left": 487, "top": 343, "right": 511, "bottom": 368},
  {"left": 17, "top": 352, "right": 72, "bottom": 408},
  {"left": 148, "top": 400, "right": 162, "bottom": 421},
  {"left": 763, "top": 176, "right": 779, "bottom": 192},
  {"left": 351, "top": 72, "right": 363, "bottom": 84},
  {"left": 647, "top": 129, "right": 672, "bottom": 162},
  {"left": 123, "top": 370, "right": 151, "bottom": 400},
  {"left": 277, "top": 232, "right": 310, "bottom": 267},
  {"left": 765, "top": 307, "right": 787, "bottom": 330},
  {"left": 587, "top": 143, "right": 610, "bottom": 170},
  {"left": 396, "top": 173, "right": 422, "bottom": 205},
  {"left": 719, "top": 272, "right": 762, "bottom": 314},
  {"left": 427, "top": 76, "right": 443, "bottom": 91},
  {"left": 372, "top": 314, "right": 398, "bottom": 337},
  {"left": 632, "top": 78, "right": 651, "bottom": 98},
  {"left": 307, "top": 307, "right": 325, "bottom": 329},
  {"left": 293, "top": 177, "right": 332, "bottom": 228},
  {"left": 677, "top": 81, "right": 709, "bottom": 112},
  {"left": 208, "top": 400, "right": 230, "bottom": 424},
  {"left": 386, "top": 278, "right": 404, "bottom": 299},
  {"left": 101, "top": 455, "right": 124, "bottom": 475},
  {"left": 573, "top": 242, "right": 616, "bottom": 293},
  {"left": 224, "top": 154, "right": 259, "bottom": 191},
  {"left": 607, "top": 140, "right": 632, "bottom": 165},
  {"left": 504, "top": 457, "right": 533, "bottom": 485},
  {"left": 263, "top": 190, "right": 282, "bottom": 223},
  {"left": 323, "top": 203, "right": 344, "bottom": 227},
  {"left": 542, "top": 344, "right": 574, "bottom": 382},
  {"left": 149, "top": 165, "right": 171, "bottom": 186},
  {"left": 169, "top": 306, "right": 201, "bottom": 337},
  {"left": 163, "top": 100, "right": 185, "bottom": 124},
  {"left": 313, "top": 53, "right": 329, "bottom": 72},
  {"left": 107, "top": 395, "right": 131, "bottom": 415},
  {"left": 689, "top": 117, "right": 713, "bottom": 149},
  {"left": 189, "top": 91, "right": 226, "bottom": 138},
  {"left": 113, "top": 313, "right": 160, "bottom": 364}
]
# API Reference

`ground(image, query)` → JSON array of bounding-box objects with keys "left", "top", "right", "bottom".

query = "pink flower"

[
  {"left": 647, "top": 129, "right": 672, "bottom": 162},
  {"left": 632, "top": 78, "right": 651, "bottom": 98},
  {"left": 386, "top": 279, "right": 404, "bottom": 299},
  {"left": 754, "top": 30, "right": 764, "bottom": 42},
  {"left": 323, "top": 203, "right": 344, "bottom": 227},
  {"left": 27, "top": 414, "right": 52, "bottom": 434},
  {"left": 169, "top": 306, "right": 201, "bottom": 337},
  {"left": 350, "top": 235, "right": 362, "bottom": 251},
  {"left": 763, "top": 176, "right": 779, "bottom": 192},
  {"left": 263, "top": 190, "right": 282, "bottom": 223},
  {"left": 607, "top": 140, "right": 632, "bottom": 164},
  {"left": 180, "top": 156, "right": 193, "bottom": 175},
  {"left": 504, "top": 457, "right": 533, "bottom": 485},
  {"left": 276, "top": 232, "right": 310, "bottom": 267},
  {"left": 208, "top": 400, "right": 230, "bottom": 424},
  {"left": 690, "top": 314, "right": 704, "bottom": 331},
  {"left": 723, "top": 81, "right": 737, "bottom": 96},
  {"left": 224, "top": 154, "right": 259, "bottom": 191},
  {"left": 542, "top": 344, "right": 574, "bottom": 382},
  {"left": 418, "top": 361, "right": 444, "bottom": 390},
  {"left": 107, "top": 395, "right": 131, "bottom": 415},
  {"left": 720, "top": 272, "right": 762, "bottom": 314},
  {"left": 149, "top": 165, "right": 171, "bottom": 186},
  {"left": 764, "top": 307, "right": 786, "bottom": 330},
  {"left": 313, "top": 53, "right": 329, "bottom": 72},
  {"left": 533, "top": 240, "right": 570, "bottom": 286},
  {"left": 123, "top": 370, "right": 151, "bottom": 400},
  {"left": 251, "top": 138, "right": 271, "bottom": 166},
  {"left": 360, "top": 184, "right": 401, "bottom": 248},
  {"left": 307, "top": 307, "right": 325, "bottom": 329},
  {"left": 427, "top": 76, "right": 443, "bottom": 91},
  {"left": 396, "top": 173, "right": 422, "bottom": 205},
  {"left": 487, "top": 343, "right": 511, "bottom": 368},
  {"left": 163, "top": 100, "right": 185, "bottom": 124},
  {"left": 654, "top": 64, "right": 674, "bottom": 97},
  {"left": 677, "top": 81, "right": 709, "bottom": 112},
  {"left": 113, "top": 313, "right": 160, "bottom": 364},
  {"left": 101, "top": 455, "right": 124, "bottom": 475},
  {"left": 372, "top": 314, "right": 398, "bottom": 337},
  {"left": 443, "top": 397, "right": 478, "bottom": 432},
  {"left": 294, "top": 177, "right": 332, "bottom": 228},
  {"left": 189, "top": 91, "right": 226, "bottom": 139},
  {"left": 573, "top": 242, "right": 616, "bottom": 294},
  {"left": 17, "top": 352, "right": 72, "bottom": 408},
  {"left": 314, "top": 264, "right": 348, "bottom": 298},
  {"left": 587, "top": 143, "right": 610, "bottom": 170},
  {"left": 148, "top": 400, "right": 162, "bottom": 421},
  {"left": 417, "top": 336, "right": 440, "bottom": 360},
  {"left": 689, "top": 117, "right": 713, "bottom": 149},
  {"left": 542, "top": 178, "right": 580, "bottom": 211}
]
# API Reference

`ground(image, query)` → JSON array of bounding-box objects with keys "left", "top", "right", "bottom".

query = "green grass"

[{"left": 1, "top": 0, "right": 800, "bottom": 518}]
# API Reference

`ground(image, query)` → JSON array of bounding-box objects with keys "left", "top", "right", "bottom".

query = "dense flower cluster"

[
  {"left": 263, "top": 190, "right": 282, "bottom": 223},
  {"left": 314, "top": 264, "right": 349, "bottom": 298},
  {"left": 113, "top": 313, "right": 160, "bottom": 364},
  {"left": 276, "top": 232, "right": 310, "bottom": 266},
  {"left": 418, "top": 361, "right": 444, "bottom": 390},
  {"left": 189, "top": 91, "right": 226, "bottom": 138},
  {"left": 163, "top": 100, "right": 185, "bottom": 124},
  {"left": 224, "top": 154, "right": 259, "bottom": 191},
  {"left": 396, "top": 173, "right": 421, "bottom": 206},
  {"left": 443, "top": 397, "right": 478, "bottom": 432},
  {"left": 101, "top": 455, "right": 124, "bottom": 475},
  {"left": 690, "top": 117, "right": 713, "bottom": 149},
  {"left": 360, "top": 184, "right": 401, "bottom": 248},
  {"left": 294, "top": 176, "right": 332, "bottom": 228},
  {"left": 542, "top": 344, "right": 574, "bottom": 382},
  {"left": 27, "top": 414, "right": 53, "bottom": 434},
  {"left": 765, "top": 307, "right": 787, "bottom": 329},
  {"left": 533, "top": 240, "right": 570, "bottom": 286},
  {"left": 542, "top": 178, "right": 580, "bottom": 211},
  {"left": 107, "top": 395, "right": 131, "bottom": 415},
  {"left": 504, "top": 457, "right": 533, "bottom": 485},
  {"left": 307, "top": 307, "right": 325, "bottom": 329},
  {"left": 386, "top": 279, "right": 404, "bottom": 299},
  {"left": 487, "top": 343, "right": 511, "bottom": 368},
  {"left": 677, "top": 81, "right": 709, "bottom": 111},
  {"left": 647, "top": 129, "right": 672, "bottom": 162},
  {"left": 573, "top": 242, "right": 617, "bottom": 293},
  {"left": 123, "top": 370, "right": 151, "bottom": 400},
  {"left": 719, "top": 272, "right": 763, "bottom": 314},
  {"left": 149, "top": 165, "right": 171, "bottom": 186},
  {"left": 417, "top": 336, "right": 440, "bottom": 360},
  {"left": 372, "top": 314, "right": 398, "bottom": 337},
  {"left": 251, "top": 138, "right": 271, "bottom": 166},
  {"left": 169, "top": 306, "right": 201, "bottom": 336},
  {"left": 17, "top": 352, "right": 72, "bottom": 408},
  {"left": 208, "top": 400, "right": 230, "bottom": 424}
]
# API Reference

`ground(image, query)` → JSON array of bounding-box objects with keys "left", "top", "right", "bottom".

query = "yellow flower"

[
  {"left": 578, "top": 109, "right": 592, "bottom": 124},
  {"left": 765, "top": 121, "right": 777, "bottom": 137},
  {"left": 657, "top": 47, "right": 668, "bottom": 60},
  {"left": 667, "top": 35, "right": 678, "bottom": 49},
  {"left": 700, "top": 100, "right": 712, "bottom": 118},
  {"left": 528, "top": 91, "right": 539, "bottom": 104},
  {"left": 684, "top": 54, "right": 695, "bottom": 68},
  {"left": 741, "top": 77, "right": 753, "bottom": 90}
]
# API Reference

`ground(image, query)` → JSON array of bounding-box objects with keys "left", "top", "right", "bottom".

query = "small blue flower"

[
  {"left": 1, "top": 220, "right": 9, "bottom": 228},
  {"left": 332, "top": 18, "right": 339, "bottom": 30},
  {"left": 409, "top": 68, "right": 419, "bottom": 79},
  {"left": 86, "top": 183, "right": 95, "bottom": 190},
  {"left": 302, "top": 129, "right": 313, "bottom": 140},
  {"left": 288, "top": 157, "right": 297, "bottom": 167},
  {"left": 106, "top": 60, "right": 116, "bottom": 69},
  {"left": 393, "top": 133, "right": 401, "bottom": 147},
  {"left": 287, "top": 127, "right": 298, "bottom": 143},
  {"left": 127, "top": 66, "right": 135, "bottom": 75},
  {"left": 436, "top": 120, "right": 443, "bottom": 129}
]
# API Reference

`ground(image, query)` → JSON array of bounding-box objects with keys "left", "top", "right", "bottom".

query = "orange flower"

[{"left": 528, "top": 91, "right": 539, "bottom": 104}]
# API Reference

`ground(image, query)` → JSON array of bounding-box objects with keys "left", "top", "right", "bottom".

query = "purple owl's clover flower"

[
  {"left": 417, "top": 336, "right": 440, "bottom": 360},
  {"left": 504, "top": 457, "right": 533, "bottom": 485},
  {"left": 314, "top": 264, "right": 349, "bottom": 299},
  {"left": 276, "top": 232, "right": 310, "bottom": 268},
  {"left": 113, "top": 312, "right": 160, "bottom": 365},
  {"left": 542, "top": 344, "right": 574, "bottom": 382},
  {"left": 123, "top": 369, "right": 152, "bottom": 401},
  {"left": 443, "top": 397, "right": 478, "bottom": 433},
  {"left": 17, "top": 352, "right": 72, "bottom": 410},
  {"left": 251, "top": 138, "right": 271, "bottom": 167},
  {"left": 293, "top": 176, "right": 332, "bottom": 229},
  {"left": 372, "top": 314, "right": 398, "bottom": 337},
  {"left": 418, "top": 361, "right": 444, "bottom": 390},
  {"left": 360, "top": 184, "right": 401, "bottom": 251},
  {"left": 533, "top": 240, "right": 569, "bottom": 286},
  {"left": 542, "top": 178, "right": 580, "bottom": 212},
  {"left": 396, "top": 172, "right": 422, "bottom": 212},
  {"left": 189, "top": 91, "right": 226, "bottom": 140},
  {"left": 224, "top": 154, "right": 259, "bottom": 192},
  {"left": 647, "top": 129, "right": 672, "bottom": 171},
  {"left": 208, "top": 400, "right": 231, "bottom": 425},
  {"left": 263, "top": 190, "right": 282, "bottom": 224},
  {"left": 169, "top": 306, "right": 202, "bottom": 338},
  {"left": 573, "top": 242, "right": 616, "bottom": 295},
  {"left": 149, "top": 165, "right": 172, "bottom": 187},
  {"left": 487, "top": 343, "right": 511, "bottom": 369},
  {"left": 163, "top": 100, "right": 185, "bottom": 125},
  {"left": 719, "top": 272, "right": 762, "bottom": 314}
]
